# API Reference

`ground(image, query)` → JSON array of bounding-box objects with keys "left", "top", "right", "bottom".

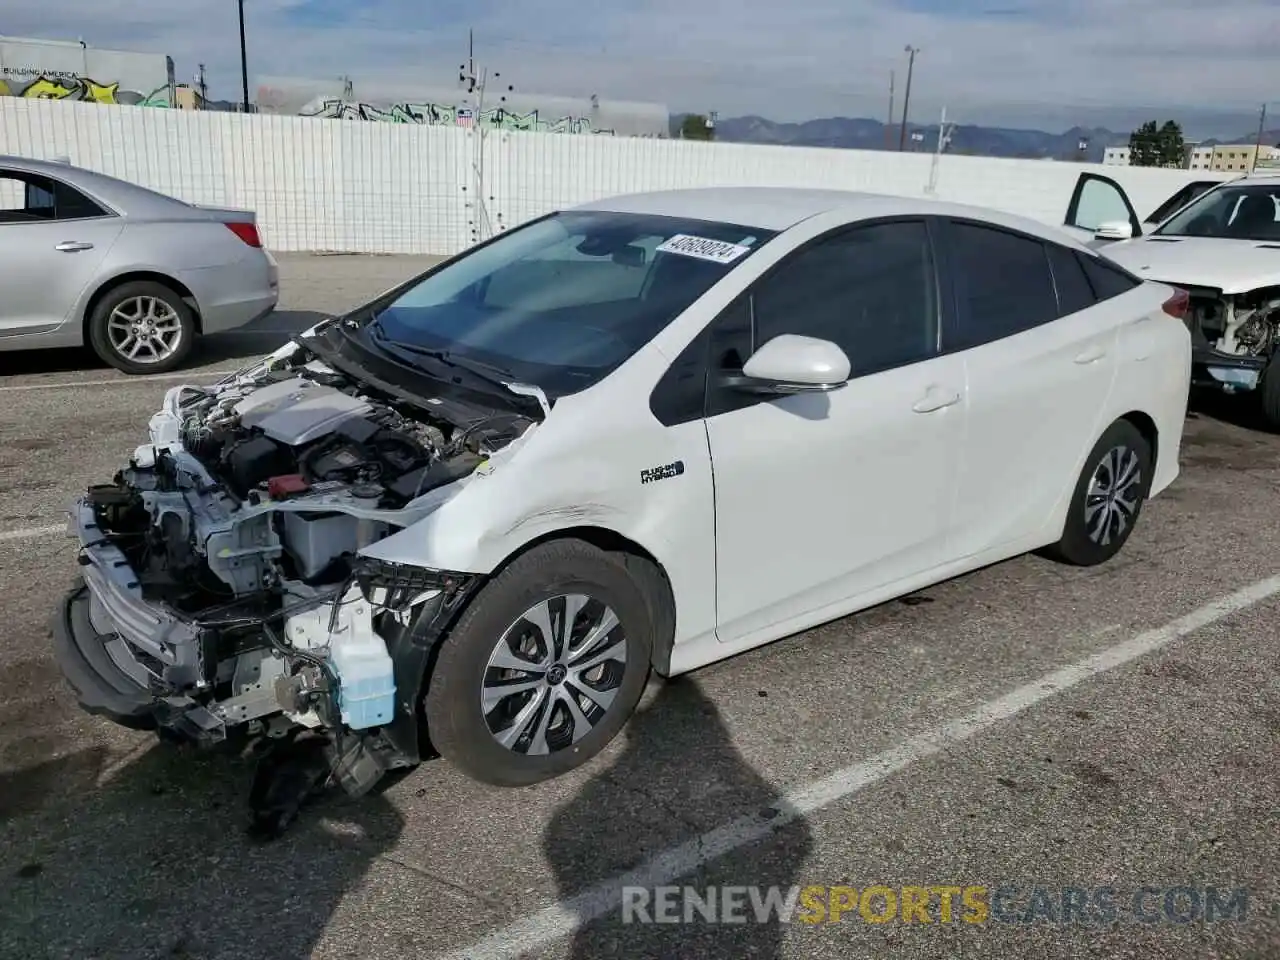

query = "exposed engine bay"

[
  {"left": 59, "top": 342, "right": 539, "bottom": 831},
  {"left": 1186, "top": 285, "right": 1280, "bottom": 390}
]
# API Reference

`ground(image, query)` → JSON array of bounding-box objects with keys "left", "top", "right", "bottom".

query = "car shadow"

[
  {"left": 544, "top": 678, "right": 814, "bottom": 958},
  {"left": 0, "top": 310, "right": 327, "bottom": 378},
  {"left": 0, "top": 736, "right": 402, "bottom": 960},
  {"left": 1186, "top": 385, "right": 1275, "bottom": 434}
]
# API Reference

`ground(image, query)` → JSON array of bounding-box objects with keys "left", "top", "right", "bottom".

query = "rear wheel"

[
  {"left": 425, "top": 539, "right": 656, "bottom": 786},
  {"left": 1044, "top": 419, "right": 1152, "bottom": 567},
  {"left": 87, "top": 280, "right": 196, "bottom": 375}
]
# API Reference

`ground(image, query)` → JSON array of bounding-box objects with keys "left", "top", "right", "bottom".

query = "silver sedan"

[{"left": 0, "top": 155, "right": 278, "bottom": 374}]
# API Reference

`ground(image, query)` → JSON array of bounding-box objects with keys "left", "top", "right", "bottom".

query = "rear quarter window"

[
  {"left": 1077, "top": 252, "right": 1141, "bottom": 300},
  {"left": 1045, "top": 243, "right": 1098, "bottom": 316}
]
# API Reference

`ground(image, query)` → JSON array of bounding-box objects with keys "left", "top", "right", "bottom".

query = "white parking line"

[
  {"left": 0, "top": 369, "right": 240, "bottom": 392},
  {"left": 434, "top": 573, "right": 1280, "bottom": 960},
  {"left": 0, "top": 524, "right": 66, "bottom": 543}
]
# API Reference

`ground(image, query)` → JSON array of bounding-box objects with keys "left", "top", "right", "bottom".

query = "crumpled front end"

[
  {"left": 1182, "top": 285, "right": 1280, "bottom": 392},
  {"left": 51, "top": 343, "right": 532, "bottom": 820}
]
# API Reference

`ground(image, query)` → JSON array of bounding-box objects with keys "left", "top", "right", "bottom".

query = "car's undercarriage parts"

[{"left": 1185, "top": 286, "right": 1280, "bottom": 392}]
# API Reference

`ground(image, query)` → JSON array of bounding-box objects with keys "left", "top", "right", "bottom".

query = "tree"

[
  {"left": 1129, "top": 120, "right": 1186, "bottom": 167},
  {"left": 679, "top": 114, "right": 714, "bottom": 141}
]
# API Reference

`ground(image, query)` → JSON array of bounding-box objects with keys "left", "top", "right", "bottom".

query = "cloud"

[{"left": 2, "top": 0, "right": 1272, "bottom": 137}]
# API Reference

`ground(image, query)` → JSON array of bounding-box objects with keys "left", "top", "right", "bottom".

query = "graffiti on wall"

[
  {"left": 299, "top": 98, "right": 617, "bottom": 135},
  {"left": 0, "top": 73, "right": 172, "bottom": 106}
]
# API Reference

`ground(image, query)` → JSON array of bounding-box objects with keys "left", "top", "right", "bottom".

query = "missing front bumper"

[{"left": 52, "top": 583, "right": 161, "bottom": 730}]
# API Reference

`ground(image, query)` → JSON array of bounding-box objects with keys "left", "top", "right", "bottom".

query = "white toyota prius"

[{"left": 54, "top": 187, "right": 1192, "bottom": 825}]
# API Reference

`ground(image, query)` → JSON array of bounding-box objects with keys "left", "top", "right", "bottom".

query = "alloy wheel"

[
  {"left": 481, "top": 594, "right": 627, "bottom": 756},
  {"left": 1084, "top": 445, "right": 1142, "bottom": 546},
  {"left": 106, "top": 296, "right": 184, "bottom": 364}
]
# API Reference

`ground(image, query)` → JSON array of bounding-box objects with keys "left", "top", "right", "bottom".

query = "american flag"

[{"left": 456, "top": 108, "right": 475, "bottom": 128}]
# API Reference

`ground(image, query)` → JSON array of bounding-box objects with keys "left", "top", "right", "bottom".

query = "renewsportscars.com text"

[{"left": 621, "top": 885, "right": 1252, "bottom": 925}]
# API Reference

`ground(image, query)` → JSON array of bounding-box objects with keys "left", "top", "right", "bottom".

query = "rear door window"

[{"left": 943, "top": 221, "right": 1059, "bottom": 349}]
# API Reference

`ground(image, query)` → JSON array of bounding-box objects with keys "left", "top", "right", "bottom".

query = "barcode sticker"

[{"left": 655, "top": 234, "right": 752, "bottom": 264}]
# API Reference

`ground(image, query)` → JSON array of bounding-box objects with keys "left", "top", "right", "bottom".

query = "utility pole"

[
  {"left": 898, "top": 45, "right": 919, "bottom": 152},
  {"left": 460, "top": 29, "right": 477, "bottom": 93},
  {"left": 196, "top": 63, "right": 207, "bottom": 105},
  {"left": 885, "top": 70, "right": 895, "bottom": 149},
  {"left": 1251, "top": 103, "right": 1268, "bottom": 173},
  {"left": 237, "top": 0, "right": 250, "bottom": 112}
]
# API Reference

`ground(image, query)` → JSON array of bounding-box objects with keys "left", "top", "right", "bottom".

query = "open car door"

[
  {"left": 1063, "top": 173, "right": 1227, "bottom": 248},
  {"left": 1061, "top": 172, "right": 1143, "bottom": 247}
]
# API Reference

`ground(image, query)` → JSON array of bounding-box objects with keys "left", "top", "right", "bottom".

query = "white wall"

[{"left": 0, "top": 97, "right": 1231, "bottom": 255}]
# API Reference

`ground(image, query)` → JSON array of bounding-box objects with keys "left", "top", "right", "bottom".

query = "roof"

[
  {"left": 573, "top": 186, "right": 1094, "bottom": 250},
  {"left": 0, "top": 154, "right": 194, "bottom": 217}
]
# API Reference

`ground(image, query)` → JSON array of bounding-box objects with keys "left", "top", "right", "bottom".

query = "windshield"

[
  {"left": 1154, "top": 183, "right": 1280, "bottom": 241},
  {"left": 366, "top": 210, "right": 774, "bottom": 397}
]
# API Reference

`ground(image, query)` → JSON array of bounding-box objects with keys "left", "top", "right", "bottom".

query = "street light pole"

[
  {"left": 898, "top": 45, "right": 919, "bottom": 152},
  {"left": 238, "top": 0, "right": 250, "bottom": 112}
]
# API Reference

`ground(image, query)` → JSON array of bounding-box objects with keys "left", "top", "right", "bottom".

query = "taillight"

[
  {"left": 1161, "top": 288, "right": 1189, "bottom": 319},
  {"left": 224, "top": 221, "right": 262, "bottom": 247}
]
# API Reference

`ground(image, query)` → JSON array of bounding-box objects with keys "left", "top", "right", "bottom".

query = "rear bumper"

[
  {"left": 199, "top": 293, "right": 279, "bottom": 336},
  {"left": 180, "top": 253, "right": 280, "bottom": 335}
]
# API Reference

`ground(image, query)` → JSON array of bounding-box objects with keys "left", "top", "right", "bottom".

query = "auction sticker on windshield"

[{"left": 656, "top": 234, "right": 753, "bottom": 264}]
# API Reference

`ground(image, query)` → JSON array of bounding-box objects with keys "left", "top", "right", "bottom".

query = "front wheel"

[
  {"left": 87, "top": 280, "right": 197, "bottom": 375},
  {"left": 1044, "top": 419, "right": 1152, "bottom": 567},
  {"left": 425, "top": 539, "right": 656, "bottom": 787}
]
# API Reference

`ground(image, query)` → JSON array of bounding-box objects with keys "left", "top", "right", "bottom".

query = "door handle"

[
  {"left": 55, "top": 241, "right": 94, "bottom": 252},
  {"left": 1074, "top": 346, "right": 1106, "bottom": 364},
  {"left": 912, "top": 386, "right": 961, "bottom": 413}
]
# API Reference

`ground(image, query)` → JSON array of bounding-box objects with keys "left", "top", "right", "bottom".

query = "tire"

[
  {"left": 425, "top": 539, "right": 657, "bottom": 787},
  {"left": 87, "top": 280, "right": 197, "bottom": 375},
  {"left": 1259, "top": 351, "right": 1280, "bottom": 432},
  {"left": 1044, "top": 418, "right": 1153, "bottom": 567}
]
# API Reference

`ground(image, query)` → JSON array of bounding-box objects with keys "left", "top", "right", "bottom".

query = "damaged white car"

[
  {"left": 1062, "top": 172, "right": 1280, "bottom": 427},
  {"left": 55, "top": 187, "right": 1190, "bottom": 830}
]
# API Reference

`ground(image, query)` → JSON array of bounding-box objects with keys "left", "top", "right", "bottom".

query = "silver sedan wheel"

[
  {"left": 106, "top": 296, "right": 184, "bottom": 364},
  {"left": 1085, "top": 445, "right": 1142, "bottom": 546},
  {"left": 481, "top": 594, "right": 627, "bottom": 756}
]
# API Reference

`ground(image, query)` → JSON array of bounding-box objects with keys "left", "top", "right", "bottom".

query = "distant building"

[
  {"left": 1102, "top": 140, "right": 1276, "bottom": 171},
  {"left": 1188, "top": 145, "right": 1215, "bottom": 170},
  {"left": 1206, "top": 143, "right": 1277, "bottom": 172},
  {"left": 254, "top": 75, "right": 669, "bottom": 137},
  {"left": 0, "top": 34, "right": 174, "bottom": 106}
]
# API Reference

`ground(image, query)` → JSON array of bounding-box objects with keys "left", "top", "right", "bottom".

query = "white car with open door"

[
  {"left": 1062, "top": 171, "right": 1280, "bottom": 428},
  {"left": 54, "top": 188, "right": 1191, "bottom": 830}
]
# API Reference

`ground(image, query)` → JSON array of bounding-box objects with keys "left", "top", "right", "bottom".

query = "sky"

[{"left": 3, "top": 0, "right": 1275, "bottom": 139}]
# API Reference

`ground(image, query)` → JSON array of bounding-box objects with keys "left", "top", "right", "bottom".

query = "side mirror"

[
  {"left": 1094, "top": 219, "right": 1135, "bottom": 241},
  {"left": 724, "top": 334, "right": 851, "bottom": 395}
]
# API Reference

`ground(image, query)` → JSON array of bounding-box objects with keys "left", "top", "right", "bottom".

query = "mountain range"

[
  {"left": 677, "top": 114, "right": 1280, "bottom": 162},
  {"left": 208, "top": 96, "right": 1274, "bottom": 161}
]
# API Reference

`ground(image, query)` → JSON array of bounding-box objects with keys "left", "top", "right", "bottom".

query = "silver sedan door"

[{"left": 0, "top": 168, "right": 123, "bottom": 339}]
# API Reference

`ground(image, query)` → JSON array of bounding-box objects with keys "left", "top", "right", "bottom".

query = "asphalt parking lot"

[{"left": 1, "top": 252, "right": 1278, "bottom": 960}]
